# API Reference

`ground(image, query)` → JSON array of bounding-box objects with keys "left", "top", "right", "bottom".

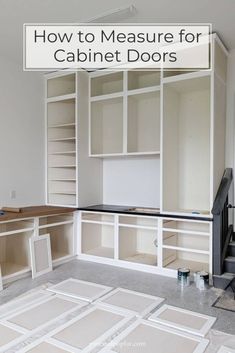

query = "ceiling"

[{"left": 0, "top": 0, "right": 235, "bottom": 64}]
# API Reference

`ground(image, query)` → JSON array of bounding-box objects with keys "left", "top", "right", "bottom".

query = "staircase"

[{"left": 212, "top": 169, "right": 235, "bottom": 289}]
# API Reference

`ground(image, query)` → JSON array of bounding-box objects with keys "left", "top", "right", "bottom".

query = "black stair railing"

[{"left": 212, "top": 168, "right": 233, "bottom": 276}]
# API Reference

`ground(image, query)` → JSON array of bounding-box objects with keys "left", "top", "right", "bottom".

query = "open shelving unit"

[
  {"left": 162, "top": 74, "right": 211, "bottom": 216},
  {"left": 46, "top": 73, "right": 77, "bottom": 207},
  {"left": 81, "top": 212, "right": 115, "bottom": 259},
  {"left": 78, "top": 211, "right": 213, "bottom": 277}
]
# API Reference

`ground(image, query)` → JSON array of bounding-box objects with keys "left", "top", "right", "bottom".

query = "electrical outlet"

[{"left": 10, "top": 190, "right": 16, "bottom": 199}]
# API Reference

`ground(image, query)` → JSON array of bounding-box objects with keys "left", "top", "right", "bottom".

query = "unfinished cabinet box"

[
  {"left": 81, "top": 213, "right": 115, "bottom": 259},
  {"left": 47, "top": 73, "right": 76, "bottom": 98},
  {"left": 162, "top": 219, "right": 211, "bottom": 273},
  {"left": 39, "top": 222, "right": 74, "bottom": 262},
  {"left": 81, "top": 223, "right": 114, "bottom": 259},
  {"left": 127, "top": 91, "right": 160, "bottom": 153},
  {"left": 128, "top": 70, "right": 160, "bottom": 90},
  {"left": 90, "top": 97, "right": 123, "bottom": 156},
  {"left": 118, "top": 216, "right": 158, "bottom": 266},
  {"left": 0, "top": 232, "right": 31, "bottom": 279},
  {"left": 90, "top": 72, "right": 123, "bottom": 97},
  {"left": 89, "top": 71, "right": 161, "bottom": 157},
  {"left": 162, "top": 75, "right": 211, "bottom": 215},
  {"left": 119, "top": 226, "right": 158, "bottom": 266}
]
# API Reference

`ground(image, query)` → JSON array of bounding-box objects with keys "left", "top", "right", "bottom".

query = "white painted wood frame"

[
  {"left": 148, "top": 304, "right": 216, "bottom": 337},
  {"left": 47, "top": 278, "right": 113, "bottom": 302},
  {"left": 96, "top": 287, "right": 164, "bottom": 317},
  {"left": 98, "top": 319, "right": 209, "bottom": 353},
  {"left": 29, "top": 234, "right": 53, "bottom": 279}
]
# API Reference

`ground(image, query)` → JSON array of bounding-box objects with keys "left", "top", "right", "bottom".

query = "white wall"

[
  {"left": 103, "top": 156, "right": 160, "bottom": 207},
  {"left": 0, "top": 56, "right": 45, "bottom": 207}
]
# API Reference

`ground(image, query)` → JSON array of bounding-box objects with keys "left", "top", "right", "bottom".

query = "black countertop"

[{"left": 78, "top": 204, "right": 213, "bottom": 221}]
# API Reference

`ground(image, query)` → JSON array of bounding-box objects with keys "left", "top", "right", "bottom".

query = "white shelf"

[
  {"left": 90, "top": 92, "right": 123, "bottom": 102},
  {"left": 162, "top": 75, "right": 211, "bottom": 215},
  {"left": 48, "top": 137, "right": 76, "bottom": 142},
  {"left": 48, "top": 123, "right": 76, "bottom": 128},
  {"left": 162, "top": 245, "right": 209, "bottom": 255},
  {"left": 164, "top": 258, "right": 209, "bottom": 273},
  {"left": 84, "top": 246, "right": 114, "bottom": 259},
  {"left": 49, "top": 151, "right": 76, "bottom": 155},
  {"left": 47, "top": 93, "right": 76, "bottom": 103},
  {"left": 81, "top": 222, "right": 114, "bottom": 259},
  {"left": 127, "top": 85, "right": 160, "bottom": 96},
  {"left": 49, "top": 165, "right": 76, "bottom": 168}
]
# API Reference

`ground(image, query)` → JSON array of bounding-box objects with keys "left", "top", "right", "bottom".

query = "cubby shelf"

[{"left": 46, "top": 73, "right": 78, "bottom": 207}]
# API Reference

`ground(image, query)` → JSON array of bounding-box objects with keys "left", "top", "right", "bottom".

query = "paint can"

[
  {"left": 177, "top": 268, "right": 190, "bottom": 287},
  {"left": 194, "top": 271, "right": 209, "bottom": 290}
]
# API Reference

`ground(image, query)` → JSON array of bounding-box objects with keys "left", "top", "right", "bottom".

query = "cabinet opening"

[
  {"left": 39, "top": 213, "right": 74, "bottom": 227},
  {"left": 0, "top": 220, "right": 34, "bottom": 235},
  {"left": 82, "top": 213, "right": 114, "bottom": 223},
  {"left": 0, "top": 232, "right": 31, "bottom": 277},
  {"left": 47, "top": 101, "right": 75, "bottom": 126},
  {"left": 47, "top": 74, "right": 76, "bottom": 98},
  {"left": 128, "top": 70, "right": 160, "bottom": 90},
  {"left": 119, "top": 216, "right": 157, "bottom": 228},
  {"left": 163, "top": 220, "right": 210, "bottom": 234},
  {"left": 163, "top": 232, "right": 210, "bottom": 252},
  {"left": 119, "top": 226, "right": 158, "bottom": 266},
  {"left": 91, "top": 72, "right": 123, "bottom": 97},
  {"left": 163, "top": 249, "right": 209, "bottom": 273},
  {"left": 81, "top": 223, "right": 114, "bottom": 258},
  {"left": 162, "top": 75, "right": 211, "bottom": 214},
  {"left": 39, "top": 223, "right": 74, "bottom": 261},
  {"left": 48, "top": 126, "right": 75, "bottom": 141},
  {"left": 127, "top": 91, "right": 160, "bottom": 153},
  {"left": 90, "top": 97, "right": 123, "bottom": 155}
]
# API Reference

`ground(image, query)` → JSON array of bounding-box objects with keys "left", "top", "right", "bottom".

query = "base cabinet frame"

[{"left": 78, "top": 211, "right": 213, "bottom": 278}]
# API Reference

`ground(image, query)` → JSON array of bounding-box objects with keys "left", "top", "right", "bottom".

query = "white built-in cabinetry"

[
  {"left": 45, "top": 71, "right": 102, "bottom": 208},
  {"left": 43, "top": 35, "right": 227, "bottom": 279},
  {"left": 89, "top": 71, "right": 161, "bottom": 157},
  {"left": 0, "top": 211, "right": 76, "bottom": 284},
  {"left": 78, "top": 211, "right": 212, "bottom": 277}
]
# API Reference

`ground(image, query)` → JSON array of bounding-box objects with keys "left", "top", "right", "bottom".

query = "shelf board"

[
  {"left": 127, "top": 85, "right": 160, "bottom": 96},
  {"left": 48, "top": 151, "right": 76, "bottom": 155},
  {"left": 46, "top": 93, "right": 76, "bottom": 103},
  {"left": 49, "top": 165, "right": 76, "bottom": 168},
  {"left": 89, "top": 151, "right": 160, "bottom": 158},
  {"left": 48, "top": 137, "right": 76, "bottom": 142},
  {"left": 162, "top": 245, "right": 209, "bottom": 255},
  {"left": 48, "top": 123, "right": 76, "bottom": 128},
  {"left": 164, "top": 258, "right": 209, "bottom": 273},
  {"left": 90, "top": 91, "right": 123, "bottom": 102},
  {"left": 83, "top": 246, "right": 114, "bottom": 259},
  {"left": 49, "top": 191, "right": 76, "bottom": 195},
  {"left": 1, "top": 262, "right": 30, "bottom": 277},
  {"left": 121, "top": 253, "right": 157, "bottom": 266},
  {"left": 48, "top": 179, "right": 76, "bottom": 181},
  {"left": 162, "top": 228, "right": 210, "bottom": 237},
  {"left": 39, "top": 220, "right": 74, "bottom": 229},
  {"left": 162, "top": 70, "right": 211, "bottom": 84}
]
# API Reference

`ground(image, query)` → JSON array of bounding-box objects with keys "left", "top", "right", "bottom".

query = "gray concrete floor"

[{"left": 0, "top": 259, "right": 234, "bottom": 335}]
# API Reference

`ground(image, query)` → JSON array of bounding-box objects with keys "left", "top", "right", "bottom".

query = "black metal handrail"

[{"left": 212, "top": 168, "right": 233, "bottom": 276}]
